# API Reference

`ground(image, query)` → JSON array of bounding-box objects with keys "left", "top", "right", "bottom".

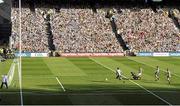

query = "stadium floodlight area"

[{"left": 0, "top": 0, "right": 4, "bottom": 3}]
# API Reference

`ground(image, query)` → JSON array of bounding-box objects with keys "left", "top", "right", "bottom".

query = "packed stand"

[
  {"left": 11, "top": 8, "right": 49, "bottom": 52},
  {"left": 11, "top": 5, "right": 180, "bottom": 53},
  {"left": 115, "top": 7, "right": 180, "bottom": 52},
  {"left": 50, "top": 8, "right": 123, "bottom": 53}
]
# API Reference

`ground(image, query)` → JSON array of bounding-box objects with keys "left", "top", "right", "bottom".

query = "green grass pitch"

[{"left": 0, "top": 57, "right": 180, "bottom": 105}]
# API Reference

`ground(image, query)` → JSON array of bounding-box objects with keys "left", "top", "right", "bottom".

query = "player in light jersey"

[
  {"left": 137, "top": 67, "right": 143, "bottom": 80},
  {"left": 166, "top": 68, "right": 171, "bottom": 84},
  {"left": 155, "top": 66, "right": 160, "bottom": 81},
  {"left": 116, "top": 67, "right": 123, "bottom": 80}
]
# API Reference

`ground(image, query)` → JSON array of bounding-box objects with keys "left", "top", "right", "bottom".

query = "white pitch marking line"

[
  {"left": 89, "top": 57, "right": 172, "bottom": 106},
  {"left": 56, "top": 77, "right": 66, "bottom": 92}
]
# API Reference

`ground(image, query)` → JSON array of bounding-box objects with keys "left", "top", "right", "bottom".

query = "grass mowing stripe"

[
  {"left": 43, "top": 58, "right": 86, "bottom": 76},
  {"left": 67, "top": 58, "right": 112, "bottom": 76},
  {"left": 172, "top": 57, "right": 180, "bottom": 59},
  {"left": 127, "top": 57, "right": 180, "bottom": 78},
  {"left": 56, "top": 77, "right": 66, "bottom": 92},
  {"left": 22, "top": 76, "right": 55, "bottom": 79},
  {"left": 0, "top": 59, "right": 13, "bottom": 75},
  {"left": 155, "top": 57, "right": 180, "bottom": 66},
  {"left": 22, "top": 58, "right": 53, "bottom": 76},
  {"left": 89, "top": 57, "right": 172, "bottom": 105}
]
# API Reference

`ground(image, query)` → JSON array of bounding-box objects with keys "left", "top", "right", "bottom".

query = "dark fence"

[{"left": 12, "top": 0, "right": 180, "bottom": 8}]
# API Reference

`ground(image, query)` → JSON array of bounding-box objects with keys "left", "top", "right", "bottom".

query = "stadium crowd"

[
  {"left": 11, "top": 8, "right": 49, "bottom": 52},
  {"left": 116, "top": 8, "right": 180, "bottom": 52},
  {"left": 11, "top": 5, "right": 180, "bottom": 53},
  {"left": 51, "top": 8, "right": 123, "bottom": 53}
]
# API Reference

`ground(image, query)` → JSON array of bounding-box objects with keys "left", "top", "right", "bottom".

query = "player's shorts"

[
  {"left": 137, "top": 73, "right": 142, "bottom": 77},
  {"left": 155, "top": 74, "right": 159, "bottom": 77},
  {"left": 167, "top": 76, "right": 171, "bottom": 78}
]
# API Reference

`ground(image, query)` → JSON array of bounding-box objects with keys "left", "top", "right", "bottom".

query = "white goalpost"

[{"left": 18, "top": 0, "right": 23, "bottom": 105}]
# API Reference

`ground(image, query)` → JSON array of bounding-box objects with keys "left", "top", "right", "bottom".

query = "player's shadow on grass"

[
  {"left": 1, "top": 85, "right": 180, "bottom": 105},
  {"left": 0, "top": 88, "right": 175, "bottom": 105}
]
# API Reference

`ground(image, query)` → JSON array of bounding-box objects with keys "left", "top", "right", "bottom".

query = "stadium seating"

[
  {"left": 51, "top": 8, "right": 123, "bottom": 53},
  {"left": 11, "top": 5, "right": 180, "bottom": 53},
  {"left": 11, "top": 8, "right": 49, "bottom": 52},
  {"left": 116, "top": 8, "right": 180, "bottom": 52}
]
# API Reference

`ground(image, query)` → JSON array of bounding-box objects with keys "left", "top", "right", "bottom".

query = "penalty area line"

[
  {"left": 56, "top": 77, "right": 66, "bottom": 92},
  {"left": 89, "top": 57, "right": 172, "bottom": 106}
]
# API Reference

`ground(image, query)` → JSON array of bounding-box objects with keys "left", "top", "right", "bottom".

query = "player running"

[
  {"left": 155, "top": 66, "right": 160, "bottom": 81},
  {"left": 166, "top": 68, "right": 171, "bottom": 84},
  {"left": 116, "top": 67, "right": 123, "bottom": 80}
]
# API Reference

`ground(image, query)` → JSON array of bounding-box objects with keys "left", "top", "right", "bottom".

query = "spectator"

[{"left": 11, "top": 5, "right": 180, "bottom": 53}]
